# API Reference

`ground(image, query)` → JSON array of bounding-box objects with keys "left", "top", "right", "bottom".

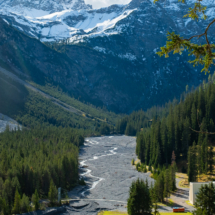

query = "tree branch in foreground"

[{"left": 154, "top": 0, "right": 215, "bottom": 73}]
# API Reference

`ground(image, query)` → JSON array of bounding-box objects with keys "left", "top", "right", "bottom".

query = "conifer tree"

[
  {"left": 20, "top": 194, "right": 30, "bottom": 213},
  {"left": 194, "top": 183, "right": 215, "bottom": 215},
  {"left": 163, "top": 169, "right": 170, "bottom": 201},
  {"left": 155, "top": 172, "right": 165, "bottom": 202},
  {"left": 12, "top": 189, "right": 21, "bottom": 214},
  {"left": 188, "top": 143, "right": 197, "bottom": 182},
  {"left": 127, "top": 179, "right": 152, "bottom": 215},
  {"left": 208, "top": 145, "right": 214, "bottom": 175},
  {"left": 48, "top": 180, "right": 57, "bottom": 205}
]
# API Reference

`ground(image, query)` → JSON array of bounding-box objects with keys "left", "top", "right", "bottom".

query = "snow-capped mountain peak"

[
  {"left": 0, "top": 0, "right": 92, "bottom": 17},
  {"left": 0, "top": 0, "right": 214, "bottom": 43}
]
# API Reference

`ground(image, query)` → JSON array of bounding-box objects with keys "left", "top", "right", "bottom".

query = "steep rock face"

[{"left": 0, "top": 0, "right": 214, "bottom": 112}]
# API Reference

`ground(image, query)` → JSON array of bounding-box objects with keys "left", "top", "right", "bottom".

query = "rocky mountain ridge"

[
  {"left": 0, "top": 0, "right": 214, "bottom": 112},
  {"left": 0, "top": 0, "right": 214, "bottom": 42}
]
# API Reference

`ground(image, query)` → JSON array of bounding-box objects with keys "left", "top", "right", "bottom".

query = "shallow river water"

[{"left": 64, "top": 135, "right": 154, "bottom": 215}]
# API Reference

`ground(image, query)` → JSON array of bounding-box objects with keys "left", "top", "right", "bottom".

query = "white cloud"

[{"left": 85, "top": 0, "right": 132, "bottom": 9}]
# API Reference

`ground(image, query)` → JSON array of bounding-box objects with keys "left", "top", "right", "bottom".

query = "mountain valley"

[
  {"left": 0, "top": 1, "right": 215, "bottom": 215},
  {"left": 0, "top": 0, "right": 214, "bottom": 113}
]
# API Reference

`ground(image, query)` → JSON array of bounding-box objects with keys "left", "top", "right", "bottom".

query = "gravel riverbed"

[{"left": 65, "top": 135, "right": 154, "bottom": 215}]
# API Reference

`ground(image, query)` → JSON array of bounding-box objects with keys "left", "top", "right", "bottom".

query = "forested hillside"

[
  {"left": 0, "top": 69, "right": 117, "bottom": 135},
  {"left": 117, "top": 73, "right": 215, "bottom": 172},
  {"left": 136, "top": 73, "right": 215, "bottom": 170},
  {"left": 0, "top": 126, "right": 84, "bottom": 214}
]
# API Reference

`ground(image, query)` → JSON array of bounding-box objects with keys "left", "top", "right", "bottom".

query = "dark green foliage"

[
  {"left": 20, "top": 194, "right": 30, "bottom": 213},
  {"left": 48, "top": 180, "right": 57, "bottom": 205},
  {"left": 152, "top": 165, "right": 176, "bottom": 202},
  {"left": 127, "top": 179, "right": 152, "bottom": 215},
  {"left": 208, "top": 145, "right": 214, "bottom": 175},
  {"left": 29, "top": 82, "right": 121, "bottom": 126},
  {"left": 116, "top": 101, "right": 175, "bottom": 136},
  {"left": 12, "top": 189, "right": 21, "bottom": 214},
  {"left": 99, "top": 123, "right": 111, "bottom": 135},
  {"left": 14, "top": 90, "right": 108, "bottom": 134},
  {"left": 182, "top": 166, "right": 187, "bottom": 173},
  {"left": 188, "top": 143, "right": 198, "bottom": 182},
  {"left": 0, "top": 126, "right": 83, "bottom": 214},
  {"left": 193, "top": 183, "right": 215, "bottom": 215},
  {"left": 79, "top": 178, "right": 86, "bottom": 186},
  {"left": 116, "top": 111, "right": 149, "bottom": 135},
  {"left": 0, "top": 73, "right": 114, "bottom": 136},
  {"left": 136, "top": 76, "right": 215, "bottom": 169}
]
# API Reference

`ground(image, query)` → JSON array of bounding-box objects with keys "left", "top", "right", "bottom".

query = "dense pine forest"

[
  {"left": 0, "top": 126, "right": 84, "bottom": 214},
  {"left": 136, "top": 74, "right": 215, "bottom": 171},
  {"left": 117, "top": 73, "right": 215, "bottom": 175},
  {"left": 116, "top": 101, "right": 176, "bottom": 136}
]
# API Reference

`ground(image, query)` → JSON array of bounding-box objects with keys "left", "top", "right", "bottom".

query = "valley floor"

[{"left": 33, "top": 136, "right": 194, "bottom": 215}]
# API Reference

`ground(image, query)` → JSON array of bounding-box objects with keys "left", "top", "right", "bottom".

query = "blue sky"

[{"left": 85, "top": 0, "right": 131, "bottom": 9}]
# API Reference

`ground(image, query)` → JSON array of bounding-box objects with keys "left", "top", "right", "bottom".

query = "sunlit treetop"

[{"left": 154, "top": 0, "right": 215, "bottom": 73}]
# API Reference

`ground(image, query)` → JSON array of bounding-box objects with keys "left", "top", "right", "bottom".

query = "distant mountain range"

[
  {"left": 0, "top": 0, "right": 214, "bottom": 42},
  {"left": 0, "top": 0, "right": 214, "bottom": 112}
]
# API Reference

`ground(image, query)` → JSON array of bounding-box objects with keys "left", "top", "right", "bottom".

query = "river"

[{"left": 65, "top": 135, "right": 154, "bottom": 215}]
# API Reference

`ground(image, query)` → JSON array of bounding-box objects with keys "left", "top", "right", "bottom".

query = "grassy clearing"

[
  {"left": 176, "top": 173, "right": 190, "bottom": 188},
  {"left": 98, "top": 212, "right": 192, "bottom": 215},
  {"left": 176, "top": 172, "right": 215, "bottom": 189},
  {"left": 178, "top": 180, "right": 190, "bottom": 188}
]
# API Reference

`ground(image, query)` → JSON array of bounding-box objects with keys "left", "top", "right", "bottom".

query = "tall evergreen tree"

[
  {"left": 12, "top": 189, "right": 21, "bottom": 214},
  {"left": 208, "top": 145, "right": 214, "bottom": 175},
  {"left": 127, "top": 179, "right": 152, "bottom": 215},
  {"left": 188, "top": 143, "right": 197, "bottom": 183},
  {"left": 48, "top": 180, "right": 57, "bottom": 205}
]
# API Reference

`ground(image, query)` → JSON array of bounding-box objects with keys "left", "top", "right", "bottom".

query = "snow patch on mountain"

[
  {"left": 119, "top": 53, "right": 137, "bottom": 61},
  {"left": 94, "top": 46, "right": 106, "bottom": 53},
  {"left": 0, "top": 0, "right": 92, "bottom": 16},
  {"left": 38, "top": 8, "right": 136, "bottom": 42}
]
